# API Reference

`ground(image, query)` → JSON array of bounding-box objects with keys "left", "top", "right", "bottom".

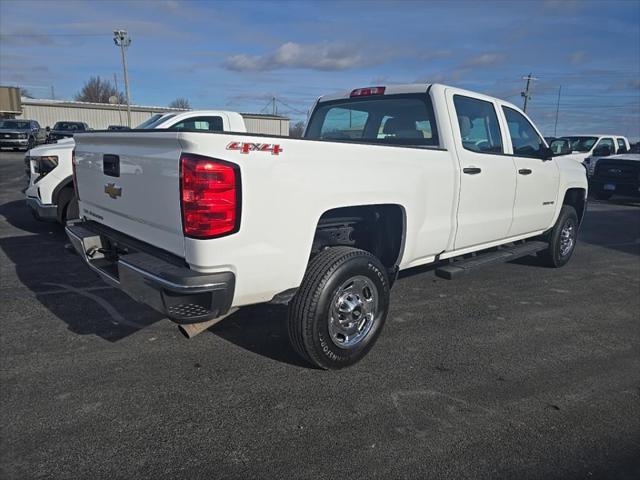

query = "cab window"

[
  {"left": 453, "top": 95, "right": 503, "bottom": 153},
  {"left": 616, "top": 138, "right": 627, "bottom": 153},
  {"left": 596, "top": 138, "right": 615, "bottom": 154},
  {"left": 502, "top": 106, "right": 543, "bottom": 157},
  {"left": 169, "top": 116, "right": 223, "bottom": 131},
  {"left": 305, "top": 94, "right": 439, "bottom": 146}
]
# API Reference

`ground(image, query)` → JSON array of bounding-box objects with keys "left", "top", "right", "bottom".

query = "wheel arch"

[
  {"left": 562, "top": 187, "right": 587, "bottom": 225},
  {"left": 51, "top": 175, "right": 74, "bottom": 204},
  {"left": 311, "top": 203, "right": 407, "bottom": 273}
]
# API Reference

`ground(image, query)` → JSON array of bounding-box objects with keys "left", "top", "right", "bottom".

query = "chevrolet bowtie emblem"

[{"left": 104, "top": 183, "right": 122, "bottom": 199}]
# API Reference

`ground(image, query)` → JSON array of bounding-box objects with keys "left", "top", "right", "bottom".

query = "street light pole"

[{"left": 113, "top": 29, "right": 132, "bottom": 127}]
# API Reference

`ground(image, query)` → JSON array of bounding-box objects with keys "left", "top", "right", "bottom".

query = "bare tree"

[
  {"left": 289, "top": 121, "right": 305, "bottom": 138},
  {"left": 169, "top": 97, "right": 191, "bottom": 109},
  {"left": 75, "top": 76, "right": 125, "bottom": 103}
]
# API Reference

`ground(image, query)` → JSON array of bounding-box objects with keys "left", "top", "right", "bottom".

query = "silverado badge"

[{"left": 104, "top": 183, "right": 122, "bottom": 199}]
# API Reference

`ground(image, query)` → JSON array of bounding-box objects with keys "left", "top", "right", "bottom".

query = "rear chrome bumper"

[
  {"left": 26, "top": 197, "right": 57, "bottom": 220},
  {"left": 65, "top": 222, "right": 235, "bottom": 323}
]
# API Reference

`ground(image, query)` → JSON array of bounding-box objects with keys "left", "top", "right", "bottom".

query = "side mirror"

[
  {"left": 593, "top": 146, "right": 611, "bottom": 157},
  {"left": 540, "top": 146, "right": 554, "bottom": 161}
]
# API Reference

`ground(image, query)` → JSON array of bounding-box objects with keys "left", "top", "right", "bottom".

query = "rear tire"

[
  {"left": 538, "top": 205, "right": 578, "bottom": 268},
  {"left": 288, "top": 247, "right": 390, "bottom": 370}
]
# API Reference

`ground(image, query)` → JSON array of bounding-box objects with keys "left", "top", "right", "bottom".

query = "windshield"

[
  {"left": 560, "top": 136, "right": 598, "bottom": 152},
  {"left": 53, "top": 122, "right": 85, "bottom": 131},
  {"left": 305, "top": 93, "right": 439, "bottom": 146},
  {"left": 0, "top": 120, "right": 30, "bottom": 130},
  {"left": 135, "top": 113, "right": 177, "bottom": 129}
]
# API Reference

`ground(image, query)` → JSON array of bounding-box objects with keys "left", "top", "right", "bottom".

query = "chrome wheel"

[
  {"left": 559, "top": 220, "right": 575, "bottom": 257},
  {"left": 328, "top": 275, "right": 378, "bottom": 349}
]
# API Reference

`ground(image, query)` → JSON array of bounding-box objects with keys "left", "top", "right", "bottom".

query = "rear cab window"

[
  {"left": 169, "top": 116, "right": 223, "bottom": 132},
  {"left": 453, "top": 95, "right": 503, "bottom": 153},
  {"left": 305, "top": 93, "right": 439, "bottom": 146}
]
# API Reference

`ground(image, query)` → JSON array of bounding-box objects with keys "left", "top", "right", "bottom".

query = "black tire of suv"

[
  {"left": 538, "top": 205, "right": 578, "bottom": 268},
  {"left": 594, "top": 190, "right": 613, "bottom": 201},
  {"left": 288, "top": 246, "right": 390, "bottom": 370},
  {"left": 27, "top": 137, "right": 35, "bottom": 150}
]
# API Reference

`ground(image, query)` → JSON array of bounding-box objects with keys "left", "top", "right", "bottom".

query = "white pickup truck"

[
  {"left": 66, "top": 84, "right": 588, "bottom": 369},
  {"left": 24, "top": 111, "right": 247, "bottom": 223}
]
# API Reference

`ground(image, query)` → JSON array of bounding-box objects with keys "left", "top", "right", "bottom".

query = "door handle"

[
  {"left": 518, "top": 169, "right": 532, "bottom": 175},
  {"left": 463, "top": 167, "right": 482, "bottom": 175}
]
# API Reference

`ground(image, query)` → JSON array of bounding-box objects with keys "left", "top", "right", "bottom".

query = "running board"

[{"left": 435, "top": 241, "right": 548, "bottom": 280}]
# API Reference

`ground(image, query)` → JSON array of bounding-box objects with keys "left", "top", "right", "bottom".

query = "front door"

[
  {"left": 500, "top": 106, "right": 560, "bottom": 235},
  {"left": 448, "top": 91, "right": 517, "bottom": 250}
]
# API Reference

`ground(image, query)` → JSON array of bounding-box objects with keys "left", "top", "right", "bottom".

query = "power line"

[{"left": 0, "top": 33, "right": 109, "bottom": 37}]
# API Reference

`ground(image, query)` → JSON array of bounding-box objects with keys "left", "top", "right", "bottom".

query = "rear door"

[
  {"left": 499, "top": 105, "right": 560, "bottom": 236},
  {"left": 447, "top": 90, "right": 517, "bottom": 250}
]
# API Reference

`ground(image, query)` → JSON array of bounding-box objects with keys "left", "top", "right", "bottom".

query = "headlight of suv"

[
  {"left": 33, "top": 155, "right": 59, "bottom": 181},
  {"left": 19, "top": 133, "right": 28, "bottom": 139}
]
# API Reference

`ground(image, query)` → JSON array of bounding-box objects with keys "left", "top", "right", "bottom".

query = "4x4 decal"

[{"left": 226, "top": 142, "right": 283, "bottom": 155}]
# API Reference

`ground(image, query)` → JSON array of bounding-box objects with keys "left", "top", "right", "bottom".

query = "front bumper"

[
  {"left": 65, "top": 222, "right": 235, "bottom": 323},
  {"left": 1, "top": 138, "right": 28, "bottom": 148},
  {"left": 26, "top": 197, "right": 58, "bottom": 220},
  {"left": 590, "top": 180, "right": 640, "bottom": 198}
]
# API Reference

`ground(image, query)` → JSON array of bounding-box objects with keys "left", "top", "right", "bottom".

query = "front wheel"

[
  {"left": 288, "top": 247, "right": 390, "bottom": 369},
  {"left": 538, "top": 205, "right": 578, "bottom": 268}
]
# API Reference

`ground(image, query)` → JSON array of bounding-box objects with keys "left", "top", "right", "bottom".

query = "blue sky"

[{"left": 1, "top": 0, "right": 639, "bottom": 139}]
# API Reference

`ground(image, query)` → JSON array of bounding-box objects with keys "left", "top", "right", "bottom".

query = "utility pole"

[
  {"left": 554, "top": 85, "right": 562, "bottom": 136},
  {"left": 113, "top": 73, "right": 123, "bottom": 125},
  {"left": 272, "top": 96, "right": 276, "bottom": 116},
  {"left": 113, "top": 29, "right": 132, "bottom": 127},
  {"left": 50, "top": 86, "right": 55, "bottom": 100},
  {"left": 521, "top": 73, "right": 537, "bottom": 113}
]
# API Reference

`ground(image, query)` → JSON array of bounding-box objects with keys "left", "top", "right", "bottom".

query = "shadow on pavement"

[
  {"left": 210, "top": 305, "right": 312, "bottom": 368},
  {"left": 0, "top": 199, "right": 164, "bottom": 342}
]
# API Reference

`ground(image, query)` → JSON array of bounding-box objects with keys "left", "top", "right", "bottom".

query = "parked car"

[
  {"left": 65, "top": 83, "right": 588, "bottom": 369},
  {"left": 589, "top": 149, "right": 640, "bottom": 200},
  {"left": 0, "top": 119, "right": 47, "bottom": 151},
  {"left": 555, "top": 134, "right": 631, "bottom": 175},
  {"left": 25, "top": 110, "right": 248, "bottom": 224},
  {"left": 47, "top": 121, "right": 90, "bottom": 142},
  {"left": 107, "top": 125, "right": 130, "bottom": 131}
]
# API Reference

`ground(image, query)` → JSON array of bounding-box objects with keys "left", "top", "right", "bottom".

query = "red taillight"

[
  {"left": 180, "top": 153, "right": 240, "bottom": 239},
  {"left": 71, "top": 149, "right": 80, "bottom": 200},
  {"left": 350, "top": 86, "right": 386, "bottom": 97}
]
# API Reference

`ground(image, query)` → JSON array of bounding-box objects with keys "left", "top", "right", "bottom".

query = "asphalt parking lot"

[{"left": 1, "top": 149, "right": 639, "bottom": 479}]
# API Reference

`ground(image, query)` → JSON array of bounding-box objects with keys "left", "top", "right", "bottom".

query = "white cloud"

[{"left": 223, "top": 42, "right": 371, "bottom": 72}]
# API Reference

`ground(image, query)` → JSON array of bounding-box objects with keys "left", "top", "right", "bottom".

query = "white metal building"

[{"left": 16, "top": 98, "right": 290, "bottom": 135}]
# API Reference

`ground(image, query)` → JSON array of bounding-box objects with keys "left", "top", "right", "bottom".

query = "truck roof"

[
  {"left": 562, "top": 134, "right": 628, "bottom": 138},
  {"left": 319, "top": 83, "right": 433, "bottom": 102}
]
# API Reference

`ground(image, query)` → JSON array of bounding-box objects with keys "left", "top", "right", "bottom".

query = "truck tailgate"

[{"left": 74, "top": 132, "right": 185, "bottom": 257}]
